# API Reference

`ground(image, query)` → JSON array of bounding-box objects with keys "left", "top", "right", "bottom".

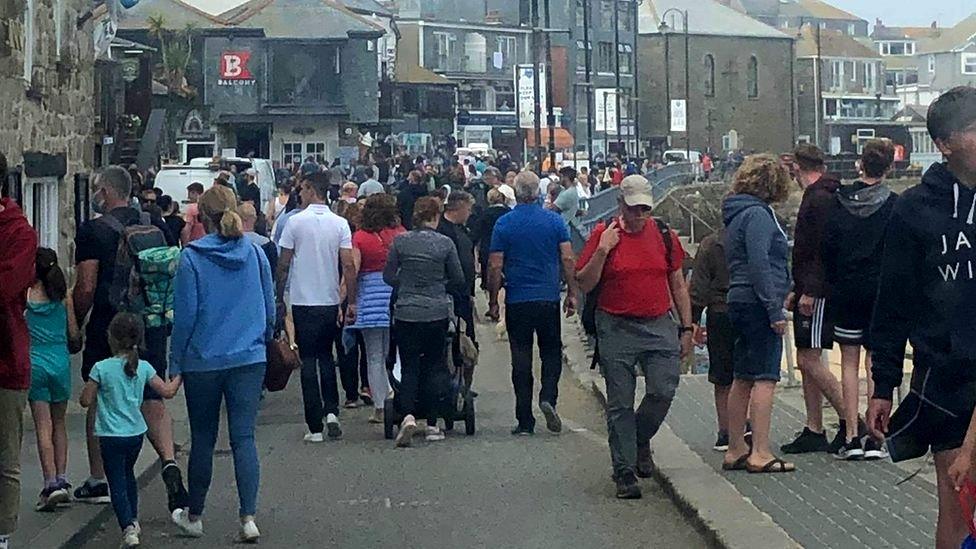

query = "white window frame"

[
  {"left": 22, "top": 177, "right": 59, "bottom": 250},
  {"left": 304, "top": 142, "right": 326, "bottom": 164},
  {"left": 929, "top": 55, "right": 936, "bottom": 73},
  {"left": 962, "top": 53, "right": 976, "bottom": 75},
  {"left": 433, "top": 31, "right": 456, "bottom": 71},
  {"left": 23, "top": 0, "right": 35, "bottom": 82},
  {"left": 282, "top": 142, "right": 304, "bottom": 166}
]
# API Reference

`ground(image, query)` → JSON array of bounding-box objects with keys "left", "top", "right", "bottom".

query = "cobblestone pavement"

[{"left": 666, "top": 374, "right": 937, "bottom": 549}]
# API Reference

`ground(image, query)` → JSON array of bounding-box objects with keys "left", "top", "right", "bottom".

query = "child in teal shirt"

[
  {"left": 80, "top": 313, "right": 181, "bottom": 548},
  {"left": 27, "top": 248, "right": 80, "bottom": 512}
]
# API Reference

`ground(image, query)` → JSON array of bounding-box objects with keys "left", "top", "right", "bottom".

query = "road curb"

[{"left": 562, "top": 316, "right": 801, "bottom": 549}]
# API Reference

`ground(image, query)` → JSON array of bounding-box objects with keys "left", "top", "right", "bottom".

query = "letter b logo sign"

[{"left": 220, "top": 51, "right": 252, "bottom": 80}]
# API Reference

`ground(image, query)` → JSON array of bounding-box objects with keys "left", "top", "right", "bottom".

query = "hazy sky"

[{"left": 829, "top": 0, "right": 972, "bottom": 28}]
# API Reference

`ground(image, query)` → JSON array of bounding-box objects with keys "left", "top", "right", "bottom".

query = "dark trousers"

[
  {"left": 506, "top": 301, "right": 563, "bottom": 430},
  {"left": 337, "top": 332, "right": 367, "bottom": 401},
  {"left": 293, "top": 305, "right": 340, "bottom": 433},
  {"left": 100, "top": 435, "right": 144, "bottom": 530},
  {"left": 396, "top": 319, "right": 450, "bottom": 425}
]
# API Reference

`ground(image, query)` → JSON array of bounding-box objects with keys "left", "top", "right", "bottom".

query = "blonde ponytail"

[{"left": 219, "top": 210, "right": 244, "bottom": 239}]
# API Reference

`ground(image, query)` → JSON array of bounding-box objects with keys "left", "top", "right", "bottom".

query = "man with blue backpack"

[{"left": 72, "top": 166, "right": 188, "bottom": 514}]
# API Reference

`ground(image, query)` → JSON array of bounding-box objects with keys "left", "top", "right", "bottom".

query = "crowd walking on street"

[{"left": 2, "top": 86, "right": 976, "bottom": 549}]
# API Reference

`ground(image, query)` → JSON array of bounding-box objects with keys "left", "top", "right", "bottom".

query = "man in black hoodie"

[
  {"left": 869, "top": 87, "right": 976, "bottom": 549},
  {"left": 781, "top": 144, "right": 850, "bottom": 456},
  {"left": 397, "top": 170, "right": 429, "bottom": 230}
]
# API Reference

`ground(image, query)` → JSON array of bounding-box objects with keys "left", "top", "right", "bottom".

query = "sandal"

[
  {"left": 746, "top": 457, "right": 795, "bottom": 474},
  {"left": 722, "top": 454, "right": 750, "bottom": 471}
]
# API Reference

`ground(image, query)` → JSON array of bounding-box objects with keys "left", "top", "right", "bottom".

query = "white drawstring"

[
  {"left": 953, "top": 182, "right": 960, "bottom": 219},
  {"left": 967, "top": 194, "right": 976, "bottom": 225}
]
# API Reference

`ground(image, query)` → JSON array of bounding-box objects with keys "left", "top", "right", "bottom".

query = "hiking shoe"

[
  {"left": 162, "top": 462, "right": 189, "bottom": 512},
  {"left": 396, "top": 415, "right": 417, "bottom": 447},
  {"left": 368, "top": 408, "right": 383, "bottom": 424},
  {"left": 172, "top": 508, "right": 204, "bottom": 538},
  {"left": 864, "top": 438, "right": 888, "bottom": 461},
  {"left": 511, "top": 425, "right": 535, "bottom": 436},
  {"left": 73, "top": 478, "right": 110, "bottom": 504},
  {"left": 781, "top": 427, "right": 829, "bottom": 454},
  {"left": 636, "top": 445, "right": 654, "bottom": 478},
  {"left": 713, "top": 431, "right": 730, "bottom": 452},
  {"left": 121, "top": 524, "right": 140, "bottom": 547},
  {"left": 239, "top": 517, "right": 260, "bottom": 543},
  {"left": 539, "top": 401, "right": 562, "bottom": 433},
  {"left": 326, "top": 413, "right": 343, "bottom": 440},
  {"left": 835, "top": 437, "right": 865, "bottom": 460},
  {"left": 36, "top": 486, "right": 69, "bottom": 512},
  {"left": 614, "top": 471, "right": 642, "bottom": 500}
]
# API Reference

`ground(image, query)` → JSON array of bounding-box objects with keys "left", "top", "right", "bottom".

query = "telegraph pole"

[
  {"left": 632, "top": 0, "right": 640, "bottom": 157},
  {"left": 612, "top": 0, "right": 622, "bottom": 154},
  {"left": 582, "top": 0, "right": 594, "bottom": 165},
  {"left": 531, "top": 0, "right": 543, "bottom": 172},
  {"left": 544, "top": 0, "right": 556, "bottom": 171}
]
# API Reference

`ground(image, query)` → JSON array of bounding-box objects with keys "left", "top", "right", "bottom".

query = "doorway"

[{"left": 235, "top": 125, "right": 271, "bottom": 158}]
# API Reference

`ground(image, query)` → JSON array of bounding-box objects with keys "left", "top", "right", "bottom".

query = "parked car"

[
  {"left": 189, "top": 157, "right": 276, "bottom": 205},
  {"left": 154, "top": 166, "right": 217, "bottom": 204},
  {"left": 663, "top": 149, "right": 704, "bottom": 179}
]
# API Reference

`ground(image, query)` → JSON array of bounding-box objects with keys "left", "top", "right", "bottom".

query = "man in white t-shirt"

[{"left": 276, "top": 172, "right": 357, "bottom": 443}]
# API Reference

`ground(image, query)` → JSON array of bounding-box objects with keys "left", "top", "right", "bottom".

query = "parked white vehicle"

[
  {"left": 663, "top": 149, "right": 704, "bottom": 179},
  {"left": 154, "top": 166, "right": 216, "bottom": 205},
  {"left": 188, "top": 157, "right": 276, "bottom": 205}
]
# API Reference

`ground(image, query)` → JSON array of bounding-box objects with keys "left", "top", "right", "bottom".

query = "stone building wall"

[{"left": 1, "top": 0, "right": 95, "bottom": 266}]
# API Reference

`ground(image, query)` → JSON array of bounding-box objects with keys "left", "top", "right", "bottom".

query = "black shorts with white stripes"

[{"left": 793, "top": 298, "right": 834, "bottom": 350}]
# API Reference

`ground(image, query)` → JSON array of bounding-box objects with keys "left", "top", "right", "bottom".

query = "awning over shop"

[{"left": 525, "top": 128, "right": 574, "bottom": 149}]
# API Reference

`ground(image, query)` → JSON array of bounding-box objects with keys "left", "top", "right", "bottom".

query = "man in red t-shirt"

[{"left": 576, "top": 175, "right": 693, "bottom": 499}]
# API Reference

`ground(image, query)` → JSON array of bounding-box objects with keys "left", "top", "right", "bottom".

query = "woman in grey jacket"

[
  {"left": 720, "top": 154, "right": 793, "bottom": 474},
  {"left": 383, "top": 197, "right": 465, "bottom": 448}
]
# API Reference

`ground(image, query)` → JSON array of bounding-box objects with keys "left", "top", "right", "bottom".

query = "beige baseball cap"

[{"left": 619, "top": 175, "right": 654, "bottom": 208}]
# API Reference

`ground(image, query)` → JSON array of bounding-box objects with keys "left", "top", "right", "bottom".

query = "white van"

[
  {"left": 154, "top": 166, "right": 216, "bottom": 205},
  {"left": 663, "top": 149, "right": 704, "bottom": 179},
  {"left": 188, "top": 157, "right": 277, "bottom": 205}
]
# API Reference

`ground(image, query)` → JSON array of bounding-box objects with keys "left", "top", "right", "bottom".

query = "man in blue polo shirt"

[{"left": 488, "top": 171, "right": 579, "bottom": 435}]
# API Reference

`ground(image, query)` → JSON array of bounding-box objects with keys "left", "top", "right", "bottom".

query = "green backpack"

[{"left": 135, "top": 246, "right": 181, "bottom": 328}]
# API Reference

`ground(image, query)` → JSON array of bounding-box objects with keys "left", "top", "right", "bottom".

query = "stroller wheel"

[
  {"left": 464, "top": 396, "right": 476, "bottom": 436},
  {"left": 444, "top": 419, "right": 455, "bottom": 432},
  {"left": 383, "top": 398, "right": 395, "bottom": 440}
]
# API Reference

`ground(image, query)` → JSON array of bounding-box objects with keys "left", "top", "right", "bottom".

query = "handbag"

[{"left": 265, "top": 330, "right": 301, "bottom": 392}]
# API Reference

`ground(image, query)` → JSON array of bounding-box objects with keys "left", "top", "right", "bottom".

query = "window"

[
  {"left": 929, "top": 55, "right": 936, "bottom": 73},
  {"left": 270, "top": 44, "right": 341, "bottom": 105},
  {"left": 747, "top": 55, "right": 758, "bottom": 98},
  {"left": 824, "top": 98, "right": 838, "bottom": 117},
  {"left": 282, "top": 143, "right": 304, "bottom": 166},
  {"left": 305, "top": 143, "right": 326, "bottom": 164},
  {"left": 831, "top": 60, "right": 843, "bottom": 89},
  {"left": 401, "top": 87, "right": 420, "bottom": 113},
  {"left": 597, "top": 42, "right": 614, "bottom": 73},
  {"left": 847, "top": 23, "right": 856, "bottom": 35},
  {"left": 575, "top": 0, "right": 585, "bottom": 28},
  {"left": 23, "top": 0, "right": 35, "bottom": 82},
  {"left": 22, "top": 177, "right": 59, "bottom": 250},
  {"left": 494, "top": 83, "right": 515, "bottom": 111},
  {"left": 463, "top": 32, "right": 487, "bottom": 73},
  {"left": 864, "top": 62, "right": 877, "bottom": 91},
  {"left": 704, "top": 54, "right": 715, "bottom": 97},
  {"left": 879, "top": 41, "right": 916, "bottom": 56},
  {"left": 433, "top": 32, "right": 457, "bottom": 71},
  {"left": 600, "top": 0, "right": 613, "bottom": 29},
  {"left": 496, "top": 36, "right": 517, "bottom": 69},
  {"left": 618, "top": 4, "right": 632, "bottom": 32},
  {"left": 963, "top": 54, "right": 976, "bottom": 75},
  {"left": 576, "top": 41, "right": 587, "bottom": 70},
  {"left": 618, "top": 51, "right": 632, "bottom": 74},
  {"left": 458, "top": 88, "right": 485, "bottom": 110}
]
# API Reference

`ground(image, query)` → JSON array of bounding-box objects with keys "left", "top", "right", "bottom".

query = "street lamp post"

[{"left": 659, "top": 9, "right": 690, "bottom": 161}]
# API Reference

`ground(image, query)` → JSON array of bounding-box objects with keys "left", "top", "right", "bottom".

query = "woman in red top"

[
  {"left": 347, "top": 194, "right": 405, "bottom": 423},
  {"left": 576, "top": 175, "right": 694, "bottom": 499}
]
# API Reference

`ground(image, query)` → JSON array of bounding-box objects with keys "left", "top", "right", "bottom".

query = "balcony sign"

[{"left": 218, "top": 52, "right": 256, "bottom": 86}]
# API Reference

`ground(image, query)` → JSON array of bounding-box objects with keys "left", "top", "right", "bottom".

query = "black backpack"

[{"left": 582, "top": 218, "right": 674, "bottom": 368}]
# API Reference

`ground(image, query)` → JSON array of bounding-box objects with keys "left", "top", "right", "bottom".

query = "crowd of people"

[{"left": 1, "top": 86, "right": 975, "bottom": 549}]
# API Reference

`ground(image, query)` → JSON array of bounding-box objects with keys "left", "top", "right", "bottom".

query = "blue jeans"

[
  {"left": 99, "top": 435, "right": 144, "bottom": 530},
  {"left": 183, "top": 363, "right": 265, "bottom": 517},
  {"left": 728, "top": 302, "right": 783, "bottom": 382}
]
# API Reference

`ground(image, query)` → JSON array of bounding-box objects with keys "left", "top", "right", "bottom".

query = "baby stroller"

[{"left": 383, "top": 319, "right": 478, "bottom": 439}]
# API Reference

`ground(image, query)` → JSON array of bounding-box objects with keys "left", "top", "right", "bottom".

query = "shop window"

[
  {"left": 22, "top": 176, "right": 59, "bottom": 250},
  {"left": 282, "top": 142, "right": 304, "bottom": 166},
  {"left": 305, "top": 143, "right": 326, "bottom": 164}
]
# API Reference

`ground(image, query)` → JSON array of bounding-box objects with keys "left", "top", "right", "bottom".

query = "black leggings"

[{"left": 395, "top": 319, "right": 450, "bottom": 425}]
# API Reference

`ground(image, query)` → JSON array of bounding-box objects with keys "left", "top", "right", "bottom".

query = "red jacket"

[{"left": 0, "top": 198, "right": 38, "bottom": 391}]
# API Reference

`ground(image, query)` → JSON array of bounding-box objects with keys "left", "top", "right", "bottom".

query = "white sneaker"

[
  {"left": 426, "top": 426, "right": 446, "bottom": 442},
  {"left": 121, "top": 525, "right": 140, "bottom": 547},
  {"left": 239, "top": 517, "right": 261, "bottom": 543},
  {"left": 0, "top": 534, "right": 8, "bottom": 549},
  {"left": 326, "top": 413, "right": 343, "bottom": 440},
  {"left": 132, "top": 520, "right": 141, "bottom": 536},
  {"left": 396, "top": 415, "right": 417, "bottom": 448},
  {"left": 172, "top": 508, "right": 204, "bottom": 538},
  {"left": 303, "top": 432, "right": 324, "bottom": 443}
]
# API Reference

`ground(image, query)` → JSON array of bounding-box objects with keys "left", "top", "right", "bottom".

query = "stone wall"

[{"left": 1, "top": 0, "right": 95, "bottom": 266}]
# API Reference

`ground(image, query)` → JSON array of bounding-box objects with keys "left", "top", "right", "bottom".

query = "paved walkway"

[{"left": 667, "top": 375, "right": 937, "bottom": 549}]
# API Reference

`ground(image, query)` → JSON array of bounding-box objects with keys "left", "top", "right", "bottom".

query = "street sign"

[
  {"left": 595, "top": 89, "right": 618, "bottom": 134},
  {"left": 670, "top": 100, "right": 687, "bottom": 133},
  {"left": 515, "top": 64, "right": 547, "bottom": 129}
]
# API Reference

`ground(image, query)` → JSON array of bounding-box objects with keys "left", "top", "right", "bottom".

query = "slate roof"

[
  {"left": 219, "top": 0, "right": 385, "bottom": 38},
  {"left": 639, "top": 0, "right": 790, "bottom": 39},
  {"left": 796, "top": 26, "right": 879, "bottom": 58},
  {"left": 118, "top": 0, "right": 227, "bottom": 30},
  {"left": 917, "top": 12, "right": 976, "bottom": 54}
]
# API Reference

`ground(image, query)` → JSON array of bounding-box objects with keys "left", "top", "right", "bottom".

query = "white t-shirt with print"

[{"left": 278, "top": 203, "right": 352, "bottom": 306}]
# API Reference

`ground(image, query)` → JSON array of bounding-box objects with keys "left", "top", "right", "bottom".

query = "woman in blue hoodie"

[
  {"left": 169, "top": 186, "right": 274, "bottom": 543},
  {"left": 721, "top": 154, "right": 793, "bottom": 474}
]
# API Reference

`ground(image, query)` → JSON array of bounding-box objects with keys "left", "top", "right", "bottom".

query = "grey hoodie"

[{"left": 722, "top": 194, "right": 791, "bottom": 323}]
